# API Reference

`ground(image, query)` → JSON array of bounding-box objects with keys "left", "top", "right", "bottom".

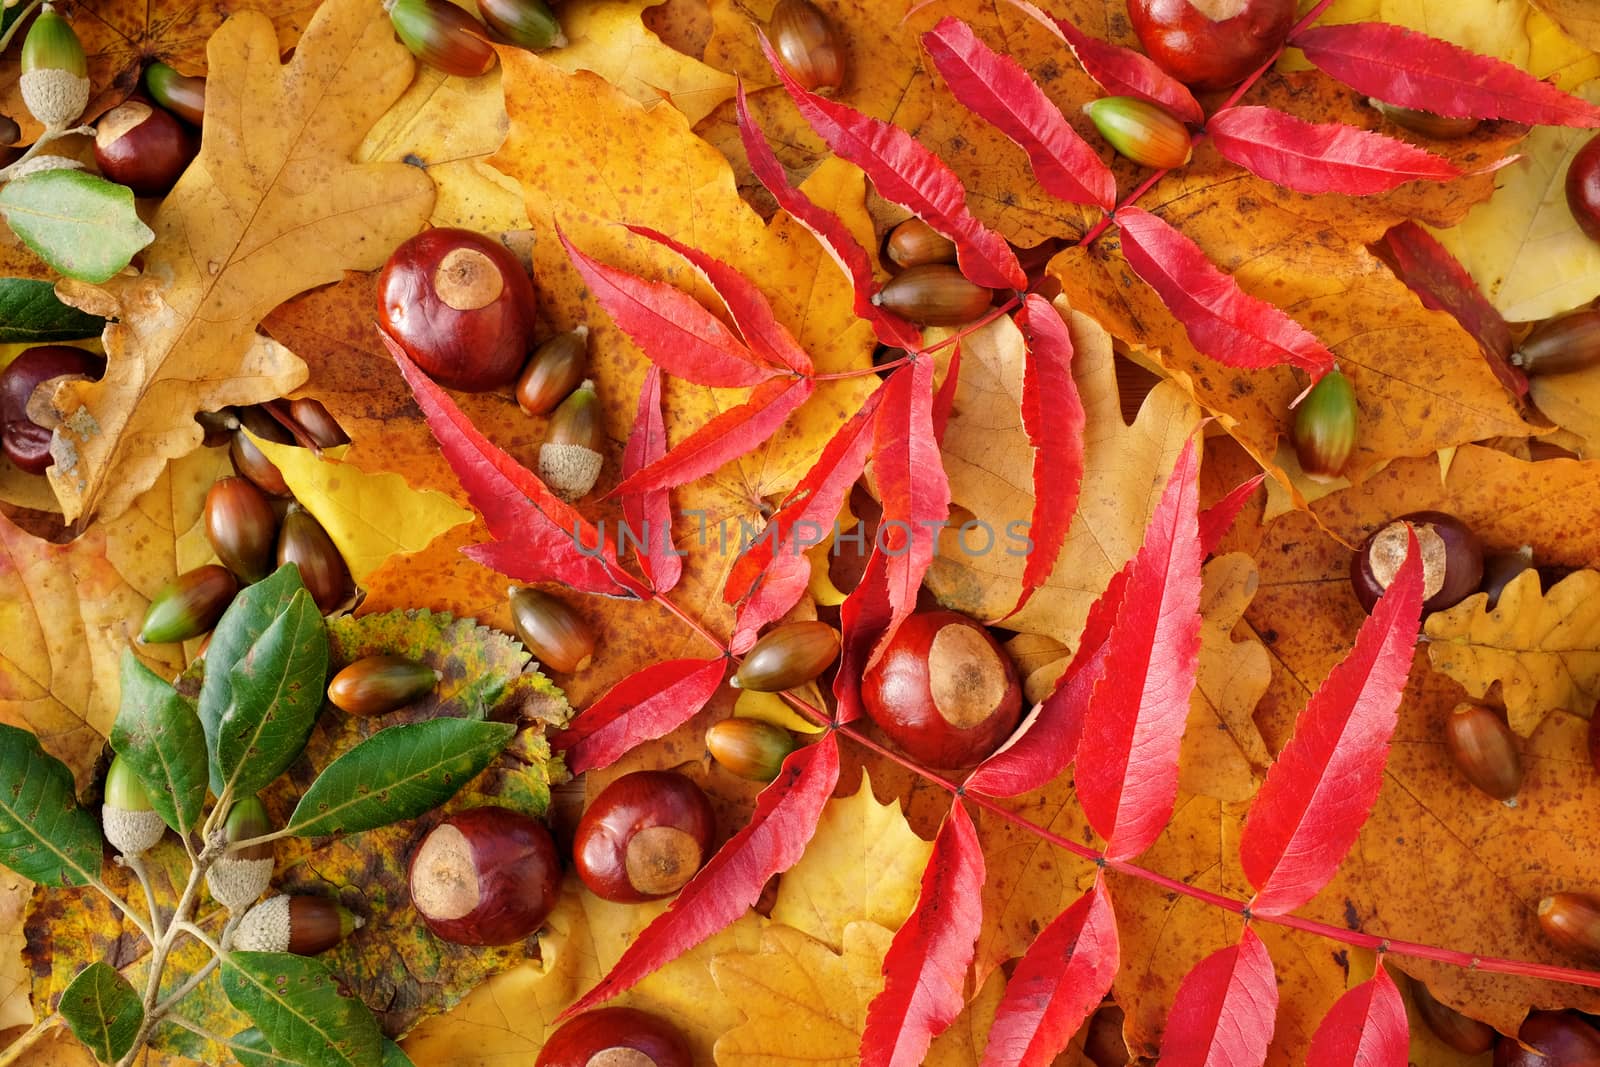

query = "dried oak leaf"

[
  {"left": 1424, "top": 568, "right": 1600, "bottom": 735},
  {"left": 547, "top": 1, "right": 736, "bottom": 125},
  {"left": 43, "top": 0, "right": 434, "bottom": 526}
]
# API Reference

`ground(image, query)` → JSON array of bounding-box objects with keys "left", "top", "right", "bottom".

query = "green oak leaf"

[
  {"left": 0, "top": 723, "right": 101, "bottom": 886},
  {"left": 57, "top": 962, "right": 142, "bottom": 1064},
  {"left": 0, "top": 278, "right": 104, "bottom": 342},
  {"left": 0, "top": 171, "right": 154, "bottom": 284},
  {"left": 222, "top": 952, "right": 381, "bottom": 1067},
  {"left": 111, "top": 652, "right": 208, "bottom": 839}
]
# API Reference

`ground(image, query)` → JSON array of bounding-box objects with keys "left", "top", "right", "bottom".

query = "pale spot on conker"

[
  {"left": 411, "top": 824, "right": 480, "bottom": 921},
  {"left": 1191, "top": 0, "right": 1250, "bottom": 19},
  {"left": 587, "top": 1050, "right": 655, "bottom": 1067},
  {"left": 1369, "top": 521, "right": 1446, "bottom": 600},
  {"left": 432, "top": 247, "right": 505, "bottom": 311},
  {"left": 928, "top": 624, "right": 1008, "bottom": 729},
  {"left": 624, "top": 825, "right": 701, "bottom": 896},
  {"left": 95, "top": 101, "right": 153, "bottom": 147}
]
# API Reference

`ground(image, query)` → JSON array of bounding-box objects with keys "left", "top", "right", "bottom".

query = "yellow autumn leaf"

[
  {"left": 550, "top": 0, "right": 737, "bottom": 125},
  {"left": 1529, "top": 366, "right": 1600, "bottom": 458},
  {"left": 1180, "top": 553, "right": 1273, "bottom": 802},
  {"left": 733, "top": 686, "right": 828, "bottom": 734},
  {"left": 249, "top": 433, "right": 473, "bottom": 583},
  {"left": 43, "top": 0, "right": 435, "bottom": 525},
  {"left": 1424, "top": 568, "right": 1600, "bottom": 735}
]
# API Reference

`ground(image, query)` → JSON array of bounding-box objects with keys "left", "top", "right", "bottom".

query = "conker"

[
  {"left": 574, "top": 771, "right": 715, "bottom": 903},
  {"left": 861, "top": 610, "right": 1023, "bottom": 768},
  {"left": 536, "top": 1007, "right": 692, "bottom": 1067},
  {"left": 1349, "top": 511, "right": 1483, "bottom": 614},
  {"left": 1568, "top": 132, "right": 1600, "bottom": 244},
  {"left": 377, "top": 227, "right": 537, "bottom": 391},
  {"left": 1411, "top": 979, "right": 1495, "bottom": 1055},
  {"left": 1126, "top": 0, "right": 1296, "bottom": 90},
  {"left": 1, "top": 345, "right": 104, "bottom": 474},
  {"left": 409, "top": 806, "right": 560, "bottom": 945},
  {"left": 1495, "top": 1011, "right": 1600, "bottom": 1067},
  {"left": 93, "top": 98, "right": 196, "bottom": 197}
]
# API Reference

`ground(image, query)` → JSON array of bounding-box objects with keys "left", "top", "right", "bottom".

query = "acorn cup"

[
  {"left": 1537, "top": 893, "right": 1600, "bottom": 963},
  {"left": 538, "top": 380, "right": 604, "bottom": 501},
  {"left": 1444, "top": 702, "right": 1524, "bottom": 803},
  {"left": 385, "top": 0, "right": 497, "bottom": 78},
  {"left": 233, "top": 894, "right": 363, "bottom": 955},
  {"left": 20, "top": 4, "right": 88, "bottom": 128},
  {"left": 517, "top": 327, "right": 589, "bottom": 416},
  {"left": 1292, "top": 368, "right": 1357, "bottom": 481},
  {"left": 508, "top": 586, "right": 596, "bottom": 674},
  {"left": 205, "top": 476, "right": 279, "bottom": 583},
  {"left": 768, "top": 0, "right": 845, "bottom": 94},
  {"left": 1083, "top": 96, "right": 1193, "bottom": 170},
  {"left": 732, "top": 621, "right": 840, "bottom": 692},
  {"left": 277, "top": 504, "right": 354, "bottom": 614},
  {"left": 206, "top": 796, "right": 275, "bottom": 912},
  {"left": 477, "top": 0, "right": 565, "bottom": 50},
  {"left": 327, "top": 654, "right": 440, "bottom": 716},
  {"left": 139, "top": 564, "right": 239, "bottom": 644},
  {"left": 144, "top": 62, "right": 205, "bottom": 126},
  {"left": 886, "top": 217, "right": 958, "bottom": 270},
  {"left": 1513, "top": 308, "right": 1600, "bottom": 377},
  {"left": 706, "top": 718, "right": 798, "bottom": 781},
  {"left": 872, "top": 264, "right": 993, "bottom": 326},
  {"left": 102, "top": 755, "right": 166, "bottom": 858}
]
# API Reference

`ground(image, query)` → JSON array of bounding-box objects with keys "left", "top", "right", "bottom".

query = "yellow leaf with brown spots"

[
  {"left": 548, "top": 0, "right": 736, "bottom": 125},
  {"left": 1530, "top": 366, "right": 1600, "bottom": 458}
]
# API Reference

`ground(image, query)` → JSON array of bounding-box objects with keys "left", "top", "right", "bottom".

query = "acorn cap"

[
  {"left": 206, "top": 855, "right": 274, "bottom": 912},
  {"left": 103, "top": 757, "right": 165, "bottom": 856}
]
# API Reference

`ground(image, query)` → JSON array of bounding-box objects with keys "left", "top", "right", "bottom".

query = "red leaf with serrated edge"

[
  {"left": 562, "top": 734, "right": 840, "bottom": 1018},
  {"left": 609, "top": 376, "right": 815, "bottom": 496},
  {"left": 736, "top": 85, "right": 923, "bottom": 353},
  {"left": 627, "top": 224, "right": 813, "bottom": 376},
  {"left": 834, "top": 548, "right": 893, "bottom": 726},
  {"left": 1159, "top": 927, "right": 1278, "bottom": 1067},
  {"left": 1239, "top": 533, "right": 1423, "bottom": 916},
  {"left": 1374, "top": 221, "right": 1524, "bottom": 396},
  {"left": 554, "top": 657, "right": 728, "bottom": 774},
  {"left": 725, "top": 388, "right": 886, "bottom": 653},
  {"left": 1199, "top": 473, "right": 1266, "bottom": 556},
  {"left": 872, "top": 357, "right": 951, "bottom": 642},
  {"left": 932, "top": 344, "right": 962, "bottom": 445},
  {"left": 1004, "top": 0, "right": 1204, "bottom": 126},
  {"left": 862, "top": 800, "right": 986, "bottom": 1067},
  {"left": 620, "top": 367, "right": 683, "bottom": 594},
  {"left": 1075, "top": 436, "right": 1202, "bottom": 861},
  {"left": 922, "top": 18, "right": 1116, "bottom": 210},
  {"left": 1293, "top": 22, "right": 1600, "bottom": 127},
  {"left": 1004, "top": 294, "right": 1084, "bottom": 619},
  {"left": 1306, "top": 963, "right": 1409, "bottom": 1067},
  {"left": 980, "top": 873, "right": 1119, "bottom": 1067},
  {"left": 1116, "top": 207, "right": 1336, "bottom": 378},
  {"left": 1207, "top": 106, "right": 1460, "bottom": 195},
  {"left": 382, "top": 332, "right": 641, "bottom": 598},
  {"left": 760, "top": 35, "right": 1026, "bottom": 290},
  {"left": 558, "top": 228, "right": 777, "bottom": 388}
]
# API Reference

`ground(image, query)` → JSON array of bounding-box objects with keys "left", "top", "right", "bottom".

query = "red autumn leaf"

[
  {"left": 1115, "top": 206, "right": 1337, "bottom": 378},
  {"left": 922, "top": 17, "right": 1116, "bottom": 210},
  {"left": 554, "top": 657, "right": 729, "bottom": 775},
  {"left": 608, "top": 376, "right": 815, "bottom": 496},
  {"left": 724, "top": 388, "right": 886, "bottom": 653},
  {"left": 1198, "top": 473, "right": 1267, "bottom": 556},
  {"left": 1074, "top": 435, "right": 1203, "bottom": 861},
  {"left": 980, "top": 873, "right": 1119, "bottom": 1067},
  {"left": 1238, "top": 533, "right": 1424, "bottom": 916},
  {"left": 1005, "top": 0, "right": 1204, "bottom": 126},
  {"left": 626, "top": 224, "right": 814, "bottom": 376},
  {"left": 736, "top": 85, "right": 923, "bottom": 353},
  {"left": 1373, "top": 221, "right": 1524, "bottom": 397},
  {"left": 834, "top": 548, "right": 894, "bottom": 727},
  {"left": 932, "top": 344, "right": 962, "bottom": 445},
  {"left": 861, "top": 799, "right": 986, "bottom": 1067},
  {"left": 557, "top": 227, "right": 778, "bottom": 388},
  {"left": 1206, "top": 106, "right": 1461, "bottom": 196},
  {"left": 1292, "top": 22, "right": 1600, "bottom": 127},
  {"left": 382, "top": 331, "right": 641, "bottom": 598},
  {"left": 1003, "top": 294, "right": 1085, "bottom": 619},
  {"left": 760, "top": 35, "right": 1026, "bottom": 290},
  {"left": 619, "top": 367, "right": 684, "bottom": 594},
  {"left": 1159, "top": 927, "right": 1279, "bottom": 1067},
  {"left": 872, "top": 357, "right": 951, "bottom": 644},
  {"left": 1305, "top": 962, "right": 1409, "bottom": 1067},
  {"left": 562, "top": 734, "right": 841, "bottom": 1018}
]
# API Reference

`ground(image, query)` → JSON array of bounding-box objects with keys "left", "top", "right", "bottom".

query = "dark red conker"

[
  {"left": 1126, "top": 0, "right": 1296, "bottom": 90},
  {"left": 536, "top": 1007, "right": 692, "bottom": 1067},
  {"left": 1567, "top": 132, "right": 1600, "bottom": 243},
  {"left": 408, "top": 806, "right": 560, "bottom": 945},
  {"left": 1, "top": 345, "right": 105, "bottom": 474},
  {"left": 573, "top": 771, "right": 715, "bottom": 903},
  {"left": 1349, "top": 510, "right": 1483, "bottom": 614},
  {"left": 93, "top": 98, "right": 196, "bottom": 197}
]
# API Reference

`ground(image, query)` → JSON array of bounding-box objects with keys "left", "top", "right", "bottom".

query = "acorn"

[
  {"left": 1349, "top": 511, "right": 1483, "bottom": 614},
  {"left": 385, "top": 0, "right": 497, "bottom": 79},
  {"left": 195, "top": 409, "right": 239, "bottom": 449},
  {"left": 139, "top": 565, "right": 239, "bottom": 644},
  {"left": 508, "top": 586, "right": 596, "bottom": 674},
  {"left": 1368, "top": 100, "right": 1481, "bottom": 140},
  {"left": 477, "top": 0, "right": 565, "bottom": 51},
  {"left": 235, "top": 404, "right": 295, "bottom": 445},
  {"left": 233, "top": 894, "right": 363, "bottom": 955},
  {"left": 409, "top": 806, "right": 561, "bottom": 945},
  {"left": 1083, "top": 96, "right": 1193, "bottom": 170},
  {"left": 0, "top": 114, "right": 18, "bottom": 146},
  {"left": 204, "top": 476, "right": 279, "bottom": 583},
  {"left": 1444, "top": 702, "right": 1523, "bottom": 803},
  {"left": 102, "top": 755, "right": 166, "bottom": 858},
  {"left": 516, "top": 327, "right": 588, "bottom": 416},
  {"left": 0, "top": 345, "right": 105, "bottom": 475},
  {"left": 286, "top": 398, "right": 349, "bottom": 448},
  {"left": 1513, "top": 308, "right": 1600, "bottom": 377},
  {"left": 20, "top": 5, "right": 88, "bottom": 129},
  {"left": 1496, "top": 1011, "right": 1600, "bottom": 1066},
  {"left": 277, "top": 504, "right": 353, "bottom": 615},
  {"left": 732, "top": 620, "right": 840, "bottom": 692},
  {"left": 886, "top": 217, "right": 958, "bottom": 270},
  {"left": 768, "top": 0, "right": 845, "bottom": 94},
  {"left": 230, "top": 430, "right": 291, "bottom": 496},
  {"left": 537, "top": 380, "right": 604, "bottom": 501},
  {"left": 872, "top": 264, "right": 994, "bottom": 326},
  {"left": 143, "top": 62, "right": 205, "bottom": 126},
  {"left": 327, "top": 654, "right": 440, "bottom": 716},
  {"left": 536, "top": 1007, "right": 693, "bottom": 1067},
  {"left": 93, "top": 97, "right": 197, "bottom": 197},
  {"left": 1537, "top": 893, "right": 1600, "bottom": 963},
  {"left": 1292, "top": 368, "right": 1357, "bottom": 481},
  {"left": 205, "top": 796, "right": 275, "bottom": 912},
  {"left": 1567, "top": 132, "right": 1600, "bottom": 244},
  {"left": 1411, "top": 979, "right": 1495, "bottom": 1055},
  {"left": 573, "top": 771, "right": 716, "bottom": 903},
  {"left": 706, "top": 718, "right": 798, "bottom": 781},
  {"left": 1480, "top": 549, "right": 1535, "bottom": 610}
]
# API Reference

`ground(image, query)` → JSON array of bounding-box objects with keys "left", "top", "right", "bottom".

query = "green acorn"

[
  {"left": 144, "top": 62, "right": 205, "bottom": 127},
  {"left": 477, "top": 0, "right": 565, "bottom": 51},
  {"left": 1083, "top": 95, "right": 1193, "bottom": 170},
  {"left": 385, "top": 0, "right": 497, "bottom": 78},
  {"left": 206, "top": 797, "right": 275, "bottom": 912},
  {"left": 1291, "top": 368, "right": 1358, "bottom": 481},
  {"left": 138, "top": 564, "right": 239, "bottom": 644},
  {"left": 327, "top": 654, "right": 440, "bottom": 716},
  {"left": 102, "top": 755, "right": 166, "bottom": 857},
  {"left": 20, "top": 5, "right": 89, "bottom": 128}
]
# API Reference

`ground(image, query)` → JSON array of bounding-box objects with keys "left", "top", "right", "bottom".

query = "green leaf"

[
  {"left": 216, "top": 589, "right": 329, "bottom": 798},
  {"left": 0, "top": 723, "right": 101, "bottom": 886},
  {"left": 228, "top": 1028, "right": 300, "bottom": 1067},
  {"left": 0, "top": 171, "right": 154, "bottom": 284},
  {"left": 382, "top": 1041, "right": 414, "bottom": 1067},
  {"left": 57, "top": 962, "right": 142, "bottom": 1064},
  {"left": 111, "top": 652, "right": 208, "bottom": 839},
  {"left": 200, "top": 565, "right": 311, "bottom": 793},
  {"left": 221, "top": 952, "right": 382, "bottom": 1067},
  {"left": 0, "top": 278, "right": 104, "bottom": 343},
  {"left": 286, "top": 719, "right": 515, "bottom": 837}
]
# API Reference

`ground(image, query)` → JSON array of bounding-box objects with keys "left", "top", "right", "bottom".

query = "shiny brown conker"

[
  {"left": 1126, "top": 0, "right": 1296, "bottom": 90},
  {"left": 93, "top": 98, "right": 196, "bottom": 197},
  {"left": 1349, "top": 511, "right": 1483, "bottom": 614},
  {"left": 409, "top": 806, "right": 560, "bottom": 945},
  {"left": 535, "top": 1007, "right": 692, "bottom": 1067},
  {"left": 574, "top": 771, "right": 716, "bottom": 903},
  {"left": 1, "top": 345, "right": 104, "bottom": 474}
]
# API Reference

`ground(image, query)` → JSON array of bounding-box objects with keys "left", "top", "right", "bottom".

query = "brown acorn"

[
  {"left": 873, "top": 264, "right": 993, "bottom": 326},
  {"left": 732, "top": 621, "right": 840, "bottom": 692},
  {"left": 1369, "top": 100, "right": 1481, "bottom": 139},
  {"left": 706, "top": 718, "right": 798, "bottom": 781},
  {"left": 886, "top": 217, "right": 958, "bottom": 270},
  {"left": 516, "top": 327, "right": 588, "bottom": 416},
  {"left": 139, "top": 565, "right": 239, "bottom": 644},
  {"left": 385, "top": 0, "right": 497, "bottom": 78},
  {"left": 287, "top": 398, "right": 349, "bottom": 448},
  {"left": 508, "top": 586, "right": 596, "bottom": 673},
  {"left": 233, "top": 894, "right": 363, "bottom": 955},
  {"left": 144, "top": 62, "right": 205, "bottom": 126},
  {"left": 195, "top": 408, "right": 239, "bottom": 448},
  {"left": 538, "top": 379, "right": 604, "bottom": 501},
  {"left": 1514, "top": 308, "right": 1600, "bottom": 377},
  {"left": 1411, "top": 979, "right": 1495, "bottom": 1055},
  {"left": 205, "top": 476, "right": 279, "bottom": 583},
  {"left": 1444, "top": 702, "right": 1523, "bottom": 803},
  {"left": 768, "top": 0, "right": 845, "bottom": 94},
  {"left": 277, "top": 504, "right": 353, "bottom": 614},
  {"left": 230, "top": 430, "right": 291, "bottom": 496},
  {"left": 327, "top": 654, "right": 440, "bottom": 716},
  {"left": 1537, "top": 893, "right": 1600, "bottom": 963}
]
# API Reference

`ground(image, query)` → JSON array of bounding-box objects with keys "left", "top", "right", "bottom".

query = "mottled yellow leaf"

[
  {"left": 1529, "top": 366, "right": 1600, "bottom": 458},
  {"left": 1179, "top": 554, "right": 1272, "bottom": 802}
]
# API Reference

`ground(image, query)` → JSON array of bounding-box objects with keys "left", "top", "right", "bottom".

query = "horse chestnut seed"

[
  {"left": 1126, "top": 0, "right": 1297, "bottom": 90},
  {"left": 1567, "top": 132, "right": 1600, "bottom": 243},
  {"left": 861, "top": 610, "right": 1023, "bottom": 768},
  {"left": 93, "top": 98, "right": 196, "bottom": 197},
  {"left": 536, "top": 1007, "right": 692, "bottom": 1067},
  {"left": 409, "top": 806, "right": 560, "bottom": 945},
  {"left": 1, "top": 345, "right": 105, "bottom": 474},
  {"left": 574, "top": 771, "right": 715, "bottom": 903},
  {"left": 1349, "top": 511, "right": 1483, "bottom": 614},
  {"left": 1495, "top": 1010, "right": 1600, "bottom": 1067},
  {"left": 377, "top": 228, "right": 537, "bottom": 391}
]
